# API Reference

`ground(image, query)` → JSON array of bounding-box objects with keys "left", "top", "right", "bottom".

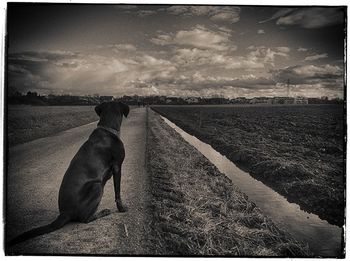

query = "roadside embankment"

[{"left": 145, "top": 110, "right": 310, "bottom": 256}]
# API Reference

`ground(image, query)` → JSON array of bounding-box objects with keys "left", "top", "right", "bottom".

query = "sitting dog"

[{"left": 8, "top": 101, "right": 129, "bottom": 246}]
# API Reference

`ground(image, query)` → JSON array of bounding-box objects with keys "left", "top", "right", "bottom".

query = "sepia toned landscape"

[{"left": 5, "top": 3, "right": 346, "bottom": 258}]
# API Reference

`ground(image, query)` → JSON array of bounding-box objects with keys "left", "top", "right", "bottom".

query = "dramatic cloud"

[
  {"left": 172, "top": 47, "right": 262, "bottom": 70},
  {"left": 8, "top": 47, "right": 285, "bottom": 98},
  {"left": 96, "top": 44, "right": 137, "bottom": 53},
  {"left": 137, "top": 10, "right": 157, "bottom": 17},
  {"left": 259, "top": 8, "right": 294, "bottom": 23},
  {"left": 216, "top": 26, "right": 233, "bottom": 33},
  {"left": 216, "top": 76, "right": 276, "bottom": 90},
  {"left": 246, "top": 46, "right": 290, "bottom": 67},
  {"left": 172, "top": 48, "right": 218, "bottom": 66},
  {"left": 151, "top": 29, "right": 289, "bottom": 72},
  {"left": 171, "top": 44, "right": 290, "bottom": 71},
  {"left": 134, "top": 72, "right": 277, "bottom": 98},
  {"left": 304, "top": 53, "right": 328, "bottom": 61},
  {"left": 260, "top": 7, "right": 344, "bottom": 28},
  {"left": 275, "top": 47, "right": 290, "bottom": 53},
  {"left": 165, "top": 5, "right": 241, "bottom": 23},
  {"left": 7, "top": 4, "right": 345, "bottom": 99},
  {"left": 114, "top": 44, "right": 137, "bottom": 51},
  {"left": 8, "top": 50, "right": 177, "bottom": 96},
  {"left": 151, "top": 25, "right": 236, "bottom": 51},
  {"left": 115, "top": 5, "right": 241, "bottom": 23},
  {"left": 8, "top": 48, "right": 344, "bottom": 99},
  {"left": 297, "top": 47, "right": 308, "bottom": 52},
  {"left": 269, "top": 64, "right": 344, "bottom": 98},
  {"left": 115, "top": 5, "right": 138, "bottom": 10},
  {"left": 273, "top": 64, "right": 343, "bottom": 86},
  {"left": 276, "top": 8, "right": 344, "bottom": 28}
]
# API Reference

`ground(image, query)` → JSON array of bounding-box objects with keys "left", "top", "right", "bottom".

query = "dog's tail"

[{"left": 7, "top": 214, "right": 70, "bottom": 247}]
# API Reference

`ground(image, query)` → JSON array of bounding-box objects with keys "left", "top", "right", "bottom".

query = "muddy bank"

[
  {"left": 152, "top": 105, "right": 344, "bottom": 227},
  {"left": 145, "top": 110, "right": 310, "bottom": 256}
]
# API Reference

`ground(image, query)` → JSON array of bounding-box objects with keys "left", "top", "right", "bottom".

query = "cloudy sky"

[{"left": 7, "top": 4, "right": 345, "bottom": 98}]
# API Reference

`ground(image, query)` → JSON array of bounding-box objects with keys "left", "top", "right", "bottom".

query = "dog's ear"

[
  {"left": 119, "top": 102, "right": 129, "bottom": 118},
  {"left": 95, "top": 102, "right": 107, "bottom": 116}
]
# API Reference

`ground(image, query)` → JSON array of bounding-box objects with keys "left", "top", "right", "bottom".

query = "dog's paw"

[
  {"left": 117, "top": 204, "right": 128, "bottom": 212},
  {"left": 116, "top": 201, "right": 128, "bottom": 212},
  {"left": 99, "top": 209, "right": 112, "bottom": 216}
]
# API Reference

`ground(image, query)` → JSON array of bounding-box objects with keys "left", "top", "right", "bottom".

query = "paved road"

[{"left": 6, "top": 108, "right": 149, "bottom": 255}]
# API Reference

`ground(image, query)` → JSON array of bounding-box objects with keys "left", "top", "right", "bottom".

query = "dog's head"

[{"left": 95, "top": 101, "right": 129, "bottom": 130}]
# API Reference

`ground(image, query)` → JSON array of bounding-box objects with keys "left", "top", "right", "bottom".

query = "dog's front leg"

[{"left": 113, "top": 165, "right": 127, "bottom": 212}]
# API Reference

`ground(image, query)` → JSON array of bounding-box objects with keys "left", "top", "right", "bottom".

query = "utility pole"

[{"left": 287, "top": 79, "right": 290, "bottom": 98}]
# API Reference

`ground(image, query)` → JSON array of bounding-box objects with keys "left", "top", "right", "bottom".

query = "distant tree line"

[
  {"left": 7, "top": 91, "right": 343, "bottom": 106},
  {"left": 8, "top": 91, "right": 114, "bottom": 106}
]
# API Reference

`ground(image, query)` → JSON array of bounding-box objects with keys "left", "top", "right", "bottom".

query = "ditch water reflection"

[{"left": 160, "top": 115, "right": 343, "bottom": 257}]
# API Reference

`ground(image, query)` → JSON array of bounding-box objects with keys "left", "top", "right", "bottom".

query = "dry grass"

[
  {"left": 7, "top": 105, "right": 99, "bottom": 146},
  {"left": 145, "top": 111, "right": 311, "bottom": 256}
]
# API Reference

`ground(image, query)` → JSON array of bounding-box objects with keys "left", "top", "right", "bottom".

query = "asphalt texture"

[{"left": 6, "top": 108, "right": 149, "bottom": 255}]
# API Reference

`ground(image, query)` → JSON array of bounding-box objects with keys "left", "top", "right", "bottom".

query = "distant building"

[
  {"left": 100, "top": 96, "right": 114, "bottom": 102},
  {"left": 232, "top": 97, "right": 249, "bottom": 104},
  {"left": 294, "top": 96, "right": 308, "bottom": 104},
  {"left": 270, "top": 96, "right": 308, "bottom": 104},
  {"left": 250, "top": 97, "right": 272, "bottom": 104},
  {"left": 185, "top": 97, "right": 199, "bottom": 104},
  {"left": 272, "top": 97, "right": 294, "bottom": 104}
]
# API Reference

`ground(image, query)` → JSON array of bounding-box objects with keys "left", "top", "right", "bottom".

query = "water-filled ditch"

[{"left": 160, "top": 114, "right": 343, "bottom": 257}]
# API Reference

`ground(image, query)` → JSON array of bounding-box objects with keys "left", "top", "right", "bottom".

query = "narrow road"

[{"left": 6, "top": 108, "right": 149, "bottom": 255}]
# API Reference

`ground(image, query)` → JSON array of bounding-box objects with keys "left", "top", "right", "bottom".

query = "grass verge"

[
  {"left": 7, "top": 105, "right": 99, "bottom": 146},
  {"left": 145, "top": 110, "right": 311, "bottom": 256}
]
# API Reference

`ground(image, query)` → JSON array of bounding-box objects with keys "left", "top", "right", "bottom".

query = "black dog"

[{"left": 8, "top": 101, "right": 129, "bottom": 246}]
